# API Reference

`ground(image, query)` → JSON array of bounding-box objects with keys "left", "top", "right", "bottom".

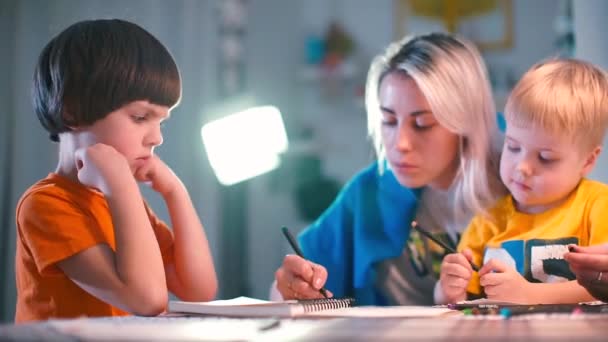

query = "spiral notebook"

[{"left": 168, "top": 296, "right": 355, "bottom": 318}]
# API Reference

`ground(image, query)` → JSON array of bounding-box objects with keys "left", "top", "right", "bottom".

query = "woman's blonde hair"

[
  {"left": 505, "top": 58, "right": 608, "bottom": 152},
  {"left": 365, "top": 32, "right": 506, "bottom": 216}
]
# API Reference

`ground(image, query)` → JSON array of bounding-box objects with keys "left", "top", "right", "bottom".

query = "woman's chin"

[{"left": 393, "top": 174, "right": 427, "bottom": 189}]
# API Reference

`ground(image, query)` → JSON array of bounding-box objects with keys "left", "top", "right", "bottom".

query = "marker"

[{"left": 411, "top": 221, "right": 480, "bottom": 272}]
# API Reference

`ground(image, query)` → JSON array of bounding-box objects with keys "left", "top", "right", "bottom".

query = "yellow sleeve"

[
  {"left": 457, "top": 215, "right": 497, "bottom": 295},
  {"left": 586, "top": 193, "right": 608, "bottom": 245}
]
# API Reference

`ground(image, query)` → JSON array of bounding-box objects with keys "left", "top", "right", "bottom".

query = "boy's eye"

[
  {"left": 132, "top": 114, "right": 147, "bottom": 122},
  {"left": 506, "top": 144, "right": 520, "bottom": 152},
  {"left": 539, "top": 154, "right": 557, "bottom": 164}
]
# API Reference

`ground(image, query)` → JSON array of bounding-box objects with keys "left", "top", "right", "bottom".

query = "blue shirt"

[{"left": 299, "top": 162, "right": 420, "bottom": 305}]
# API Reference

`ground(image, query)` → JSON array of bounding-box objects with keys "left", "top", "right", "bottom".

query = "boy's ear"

[{"left": 581, "top": 146, "right": 602, "bottom": 176}]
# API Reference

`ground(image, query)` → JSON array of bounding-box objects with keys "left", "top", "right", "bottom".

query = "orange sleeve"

[
  {"left": 144, "top": 202, "right": 175, "bottom": 266},
  {"left": 17, "top": 191, "right": 107, "bottom": 276}
]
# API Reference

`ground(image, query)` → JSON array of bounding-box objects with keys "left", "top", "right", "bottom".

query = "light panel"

[{"left": 201, "top": 106, "right": 288, "bottom": 185}]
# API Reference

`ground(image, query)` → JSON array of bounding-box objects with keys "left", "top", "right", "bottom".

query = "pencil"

[
  {"left": 281, "top": 226, "right": 329, "bottom": 298},
  {"left": 410, "top": 221, "right": 480, "bottom": 272}
]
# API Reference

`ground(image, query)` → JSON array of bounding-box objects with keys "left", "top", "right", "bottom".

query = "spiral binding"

[{"left": 298, "top": 298, "right": 355, "bottom": 313}]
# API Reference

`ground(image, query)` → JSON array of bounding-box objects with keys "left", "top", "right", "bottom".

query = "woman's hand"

[
  {"left": 565, "top": 244, "right": 608, "bottom": 302},
  {"left": 439, "top": 249, "right": 475, "bottom": 303},
  {"left": 275, "top": 254, "right": 333, "bottom": 300}
]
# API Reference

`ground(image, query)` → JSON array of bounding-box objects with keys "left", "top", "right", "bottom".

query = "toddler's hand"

[
  {"left": 133, "top": 155, "right": 180, "bottom": 196},
  {"left": 479, "top": 259, "right": 531, "bottom": 303},
  {"left": 75, "top": 144, "right": 133, "bottom": 195},
  {"left": 439, "top": 249, "right": 475, "bottom": 303}
]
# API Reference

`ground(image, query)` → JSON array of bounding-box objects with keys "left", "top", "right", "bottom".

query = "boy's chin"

[{"left": 511, "top": 196, "right": 554, "bottom": 214}]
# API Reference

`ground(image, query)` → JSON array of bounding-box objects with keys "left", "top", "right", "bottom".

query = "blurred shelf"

[{"left": 297, "top": 59, "right": 359, "bottom": 82}]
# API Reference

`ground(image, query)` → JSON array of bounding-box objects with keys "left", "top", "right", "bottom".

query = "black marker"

[
  {"left": 281, "top": 226, "right": 329, "bottom": 298},
  {"left": 411, "top": 221, "right": 480, "bottom": 272}
]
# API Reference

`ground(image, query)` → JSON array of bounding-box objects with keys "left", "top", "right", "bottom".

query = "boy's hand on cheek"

[
  {"left": 479, "top": 259, "right": 531, "bottom": 303},
  {"left": 134, "top": 155, "right": 180, "bottom": 196},
  {"left": 75, "top": 144, "right": 133, "bottom": 195}
]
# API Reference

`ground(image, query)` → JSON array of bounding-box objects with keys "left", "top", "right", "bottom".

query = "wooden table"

[{"left": 2, "top": 313, "right": 608, "bottom": 341}]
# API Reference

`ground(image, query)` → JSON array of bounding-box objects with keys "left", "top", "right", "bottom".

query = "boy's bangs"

[
  {"left": 117, "top": 42, "right": 182, "bottom": 109},
  {"left": 505, "top": 83, "right": 580, "bottom": 139}
]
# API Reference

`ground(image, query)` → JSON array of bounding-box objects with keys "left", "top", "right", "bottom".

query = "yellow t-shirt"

[
  {"left": 458, "top": 179, "right": 608, "bottom": 295},
  {"left": 15, "top": 173, "right": 175, "bottom": 322}
]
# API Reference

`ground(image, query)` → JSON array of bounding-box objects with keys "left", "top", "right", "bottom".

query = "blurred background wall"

[{"left": 1, "top": 0, "right": 606, "bottom": 322}]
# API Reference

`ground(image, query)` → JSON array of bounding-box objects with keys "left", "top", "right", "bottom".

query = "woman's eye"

[
  {"left": 413, "top": 120, "right": 434, "bottom": 130},
  {"left": 414, "top": 123, "right": 432, "bottom": 130},
  {"left": 413, "top": 116, "right": 436, "bottom": 130},
  {"left": 381, "top": 117, "right": 397, "bottom": 126}
]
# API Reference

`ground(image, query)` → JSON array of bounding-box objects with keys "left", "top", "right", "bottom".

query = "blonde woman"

[{"left": 274, "top": 33, "right": 506, "bottom": 305}]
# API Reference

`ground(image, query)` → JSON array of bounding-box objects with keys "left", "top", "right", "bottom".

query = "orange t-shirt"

[{"left": 15, "top": 173, "right": 175, "bottom": 322}]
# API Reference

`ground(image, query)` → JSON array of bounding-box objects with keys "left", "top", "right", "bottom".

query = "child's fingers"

[
  {"left": 460, "top": 248, "right": 479, "bottom": 270},
  {"left": 478, "top": 259, "right": 507, "bottom": 276},
  {"left": 441, "top": 270, "right": 470, "bottom": 303},
  {"left": 444, "top": 276, "right": 469, "bottom": 289},
  {"left": 483, "top": 285, "right": 498, "bottom": 297},
  {"left": 479, "top": 272, "right": 501, "bottom": 287},
  {"left": 443, "top": 253, "right": 473, "bottom": 270},
  {"left": 461, "top": 248, "right": 474, "bottom": 261},
  {"left": 133, "top": 167, "right": 150, "bottom": 182},
  {"left": 441, "top": 256, "right": 473, "bottom": 285}
]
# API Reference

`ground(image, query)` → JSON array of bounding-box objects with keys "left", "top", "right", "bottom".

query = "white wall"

[
  {"left": 484, "top": 0, "right": 560, "bottom": 111},
  {"left": 573, "top": 0, "right": 608, "bottom": 183},
  {"left": 0, "top": 0, "right": 17, "bottom": 321}
]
